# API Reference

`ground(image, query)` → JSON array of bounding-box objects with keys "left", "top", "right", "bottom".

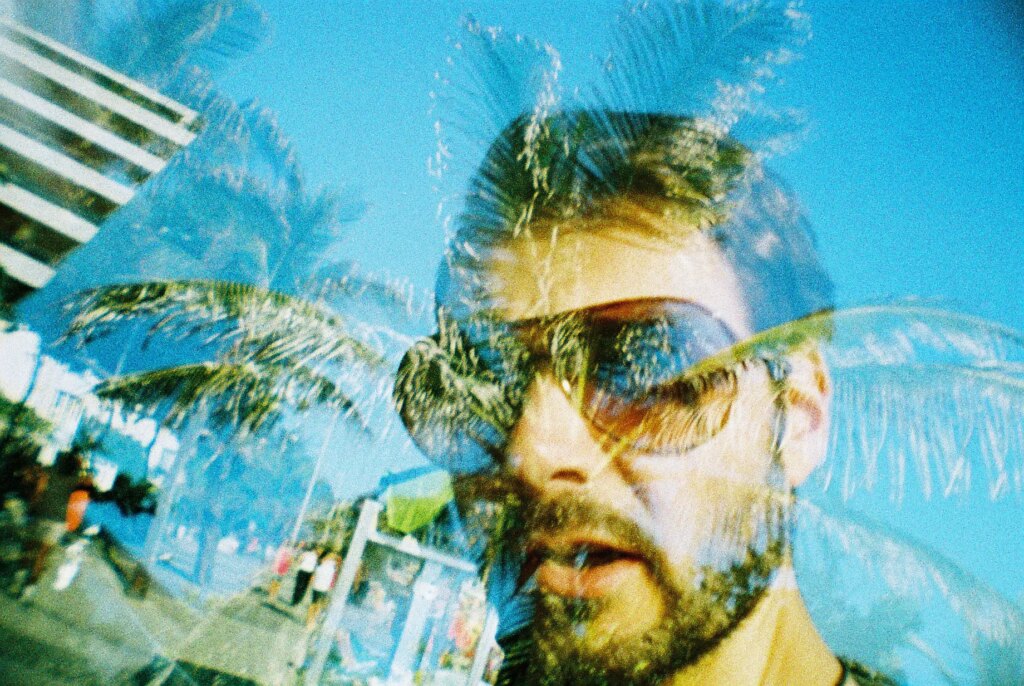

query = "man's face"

[{"left": 469, "top": 207, "right": 791, "bottom": 684}]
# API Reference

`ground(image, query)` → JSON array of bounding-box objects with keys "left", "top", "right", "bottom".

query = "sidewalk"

[
  {"left": 162, "top": 587, "right": 309, "bottom": 685},
  {"left": 0, "top": 541, "right": 310, "bottom": 685},
  {"left": 0, "top": 541, "right": 196, "bottom": 685}
]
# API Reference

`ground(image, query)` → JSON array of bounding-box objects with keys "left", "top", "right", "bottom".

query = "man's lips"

[{"left": 522, "top": 534, "right": 648, "bottom": 599}]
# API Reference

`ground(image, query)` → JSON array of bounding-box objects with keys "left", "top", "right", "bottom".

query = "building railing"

[{"left": 0, "top": 18, "right": 198, "bottom": 304}]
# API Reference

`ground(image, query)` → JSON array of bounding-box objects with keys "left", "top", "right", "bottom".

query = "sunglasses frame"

[{"left": 395, "top": 297, "right": 791, "bottom": 467}]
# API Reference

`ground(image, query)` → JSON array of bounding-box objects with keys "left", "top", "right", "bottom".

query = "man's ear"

[{"left": 780, "top": 346, "right": 831, "bottom": 488}]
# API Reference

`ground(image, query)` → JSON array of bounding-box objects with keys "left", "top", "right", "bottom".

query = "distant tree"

[
  {"left": 307, "top": 499, "right": 360, "bottom": 554},
  {"left": 0, "top": 396, "right": 52, "bottom": 498}
]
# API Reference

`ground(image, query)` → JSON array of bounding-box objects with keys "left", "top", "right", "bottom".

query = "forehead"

[{"left": 471, "top": 208, "right": 755, "bottom": 338}]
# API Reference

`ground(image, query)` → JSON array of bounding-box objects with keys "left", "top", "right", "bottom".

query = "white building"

[
  {"left": 0, "top": 325, "right": 178, "bottom": 487},
  {"left": 0, "top": 17, "right": 197, "bottom": 305}
]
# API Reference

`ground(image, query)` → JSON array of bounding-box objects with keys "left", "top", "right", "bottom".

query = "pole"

[
  {"left": 289, "top": 411, "right": 340, "bottom": 544},
  {"left": 143, "top": 403, "right": 208, "bottom": 568},
  {"left": 304, "top": 498, "right": 381, "bottom": 685}
]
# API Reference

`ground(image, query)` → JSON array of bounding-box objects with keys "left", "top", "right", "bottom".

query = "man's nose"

[{"left": 504, "top": 372, "right": 613, "bottom": 493}]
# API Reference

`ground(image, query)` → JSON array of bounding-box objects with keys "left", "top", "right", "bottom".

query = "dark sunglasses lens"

[
  {"left": 394, "top": 334, "right": 524, "bottom": 472},
  {"left": 396, "top": 300, "right": 743, "bottom": 466},
  {"left": 582, "top": 303, "right": 739, "bottom": 452}
]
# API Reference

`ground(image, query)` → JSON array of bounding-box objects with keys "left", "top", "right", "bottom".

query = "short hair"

[{"left": 439, "top": 110, "right": 833, "bottom": 331}]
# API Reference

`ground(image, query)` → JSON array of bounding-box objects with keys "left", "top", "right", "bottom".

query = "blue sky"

[
  {"left": 213, "top": 1, "right": 1023, "bottom": 617},
  {"left": 217, "top": 0, "right": 1022, "bottom": 329}
]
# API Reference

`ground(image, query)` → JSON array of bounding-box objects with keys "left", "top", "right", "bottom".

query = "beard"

[{"left": 513, "top": 491, "right": 787, "bottom": 686}]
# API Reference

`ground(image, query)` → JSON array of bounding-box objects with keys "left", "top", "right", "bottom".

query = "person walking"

[
  {"left": 291, "top": 544, "right": 318, "bottom": 605},
  {"left": 268, "top": 542, "right": 293, "bottom": 602},
  {"left": 306, "top": 552, "right": 338, "bottom": 628},
  {"left": 64, "top": 476, "right": 93, "bottom": 534}
]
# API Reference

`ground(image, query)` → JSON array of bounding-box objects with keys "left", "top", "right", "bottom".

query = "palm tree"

[
  {"left": 62, "top": 278, "right": 399, "bottom": 584},
  {"left": 7, "top": 1, "right": 412, "bottom": 591},
  {"left": 13, "top": 0, "right": 270, "bottom": 88},
  {"left": 67, "top": 282, "right": 383, "bottom": 429}
]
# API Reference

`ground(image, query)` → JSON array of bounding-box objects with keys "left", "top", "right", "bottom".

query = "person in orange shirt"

[{"left": 65, "top": 477, "right": 92, "bottom": 534}]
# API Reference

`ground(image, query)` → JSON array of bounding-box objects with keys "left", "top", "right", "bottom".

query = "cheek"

[
  {"left": 614, "top": 370, "right": 782, "bottom": 573},
  {"left": 638, "top": 476, "right": 713, "bottom": 569},
  {"left": 625, "top": 445, "right": 778, "bottom": 574}
]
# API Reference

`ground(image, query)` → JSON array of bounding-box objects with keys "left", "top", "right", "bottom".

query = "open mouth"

[
  {"left": 545, "top": 543, "right": 642, "bottom": 568},
  {"left": 523, "top": 537, "right": 648, "bottom": 599}
]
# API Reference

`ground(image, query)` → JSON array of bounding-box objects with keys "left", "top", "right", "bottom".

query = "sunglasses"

[{"left": 395, "top": 297, "right": 779, "bottom": 471}]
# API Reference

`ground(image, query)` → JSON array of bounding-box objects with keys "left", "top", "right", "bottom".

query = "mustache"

[{"left": 516, "top": 496, "right": 669, "bottom": 592}]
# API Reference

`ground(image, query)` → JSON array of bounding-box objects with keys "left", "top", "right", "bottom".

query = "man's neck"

[{"left": 665, "top": 565, "right": 843, "bottom": 686}]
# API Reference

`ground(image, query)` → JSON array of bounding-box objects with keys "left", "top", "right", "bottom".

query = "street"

[{"left": 0, "top": 539, "right": 311, "bottom": 685}]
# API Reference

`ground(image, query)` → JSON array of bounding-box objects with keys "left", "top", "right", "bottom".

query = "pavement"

[
  {"left": 0, "top": 538, "right": 313, "bottom": 686},
  {"left": 162, "top": 585, "right": 310, "bottom": 685}
]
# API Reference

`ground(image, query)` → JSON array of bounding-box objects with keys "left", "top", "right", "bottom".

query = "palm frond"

[
  {"left": 826, "top": 363, "right": 1024, "bottom": 501},
  {"left": 431, "top": 14, "right": 564, "bottom": 207},
  {"left": 598, "top": 0, "right": 806, "bottom": 130},
  {"left": 236, "top": 326, "right": 386, "bottom": 370},
  {"left": 64, "top": 280, "right": 276, "bottom": 341},
  {"left": 796, "top": 498, "right": 1024, "bottom": 681},
  {"left": 131, "top": 0, "right": 271, "bottom": 80},
  {"left": 312, "top": 261, "right": 430, "bottom": 323},
  {"left": 684, "top": 303, "right": 1024, "bottom": 378},
  {"left": 95, "top": 358, "right": 368, "bottom": 436},
  {"left": 95, "top": 362, "right": 278, "bottom": 434},
  {"left": 237, "top": 99, "right": 305, "bottom": 196},
  {"left": 676, "top": 303, "right": 1024, "bottom": 500},
  {"left": 64, "top": 280, "right": 383, "bottom": 366},
  {"left": 143, "top": 162, "right": 289, "bottom": 240}
]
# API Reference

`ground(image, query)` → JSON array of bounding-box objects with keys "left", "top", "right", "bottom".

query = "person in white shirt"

[
  {"left": 307, "top": 552, "right": 339, "bottom": 628},
  {"left": 291, "top": 544, "right": 319, "bottom": 605}
]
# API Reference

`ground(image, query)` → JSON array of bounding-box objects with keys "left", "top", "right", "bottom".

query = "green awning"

[{"left": 383, "top": 470, "right": 454, "bottom": 534}]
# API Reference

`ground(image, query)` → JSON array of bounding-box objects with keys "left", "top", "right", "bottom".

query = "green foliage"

[
  {"left": 0, "top": 395, "right": 51, "bottom": 445},
  {"left": 0, "top": 395, "right": 52, "bottom": 496},
  {"left": 307, "top": 499, "right": 359, "bottom": 553}
]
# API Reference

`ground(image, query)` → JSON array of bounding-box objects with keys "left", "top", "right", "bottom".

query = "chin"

[
  {"left": 522, "top": 542, "right": 784, "bottom": 686},
  {"left": 580, "top": 593, "right": 668, "bottom": 655}
]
